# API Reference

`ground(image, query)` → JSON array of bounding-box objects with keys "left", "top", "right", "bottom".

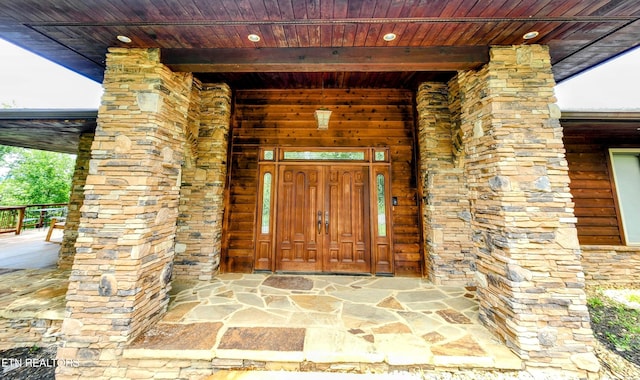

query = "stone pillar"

[
  {"left": 455, "top": 45, "right": 598, "bottom": 375},
  {"left": 416, "top": 82, "right": 475, "bottom": 285},
  {"left": 58, "top": 132, "right": 94, "bottom": 270},
  {"left": 57, "top": 48, "right": 193, "bottom": 378},
  {"left": 174, "top": 83, "right": 232, "bottom": 280}
]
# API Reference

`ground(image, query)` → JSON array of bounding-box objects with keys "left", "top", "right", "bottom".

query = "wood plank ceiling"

[{"left": 0, "top": 0, "right": 639, "bottom": 89}]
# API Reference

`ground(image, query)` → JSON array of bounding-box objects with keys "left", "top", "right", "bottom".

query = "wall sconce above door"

[{"left": 315, "top": 108, "right": 332, "bottom": 130}]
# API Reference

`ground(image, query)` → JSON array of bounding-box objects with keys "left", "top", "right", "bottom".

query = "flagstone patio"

[
  {"left": 126, "top": 273, "right": 522, "bottom": 372},
  {"left": 0, "top": 263, "right": 522, "bottom": 374},
  {"left": 0, "top": 267, "right": 67, "bottom": 350}
]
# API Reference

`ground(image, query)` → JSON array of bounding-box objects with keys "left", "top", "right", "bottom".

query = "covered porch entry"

[
  {"left": 223, "top": 88, "right": 421, "bottom": 277},
  {"left": 49, "top": 45, "right": 597, "bottom": 377}
]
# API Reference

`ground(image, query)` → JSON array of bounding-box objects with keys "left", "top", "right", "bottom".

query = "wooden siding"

[
  {"left": 223, "top": 88, "right": 422, "bottom": 276},
  {"left": 563, "top": 130, "right": 629, "bottom": 246}
]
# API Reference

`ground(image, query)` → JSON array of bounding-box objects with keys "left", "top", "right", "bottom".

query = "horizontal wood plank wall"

[
  {"left": 563, "top": 130, "right": 624, "bottom": 246},
  {"left": 224, "top": 88, "right": 422, "bottom": 276}
]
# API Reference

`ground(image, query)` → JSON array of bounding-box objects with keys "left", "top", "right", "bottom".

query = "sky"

[
  {"left": 0, "top": 39, "right": 103, "bottom": 109},
  {"left": 0, "top": 37, "right": 639, "bottom": 110},
  {"left": 554, "top": 46, "right": 640, "bottom": 111}
]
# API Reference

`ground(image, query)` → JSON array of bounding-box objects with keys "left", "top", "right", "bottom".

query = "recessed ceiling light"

[
  {"left": 248, "top": 34, "right": 261, "bottom": 42},
  {"left": 117, "top": 35, "right": 132, "bottom": 43},
  {"left": 383, "top": 33, "right": 397, "bottom": 42},
  {"left": 523, "top": 31, "right": 539, "bottom": 40}
]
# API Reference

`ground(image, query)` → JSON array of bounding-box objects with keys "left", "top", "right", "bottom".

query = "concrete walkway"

[
  {"left": 0, "top": 229, "right": 61, "bottom": 269},
  {"left": 127, "top": 273, "right": 522, "bottom": 372}
]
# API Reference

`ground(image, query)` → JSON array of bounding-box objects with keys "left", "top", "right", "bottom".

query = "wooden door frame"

[{"left": 253, "top": 146, "right": 394, "bottom": 275}]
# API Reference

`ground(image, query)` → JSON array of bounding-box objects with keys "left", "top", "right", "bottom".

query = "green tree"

[{"left": 0, "top": 145, "right": 75, "bottom": 205}]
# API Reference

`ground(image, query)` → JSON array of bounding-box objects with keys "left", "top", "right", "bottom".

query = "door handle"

[
  {"left": 317, "top": 211, "right": 322, "bottom": 234},
  {"left": 325, "top": 211, "right": 329, "bottom": 234}
]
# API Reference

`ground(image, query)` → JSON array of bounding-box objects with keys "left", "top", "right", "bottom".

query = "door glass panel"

[
  {"left": 263, "top": 150, "right": 274, "bottom": 160},
  {"left": 376, "top": 174, "right": 387, "bottom": 237},
  {"left": 261, "top": 173, "right": 272, "bottom": 233},
  {"left": 283, "top": 151, "right": 365, "bottom": 160}
]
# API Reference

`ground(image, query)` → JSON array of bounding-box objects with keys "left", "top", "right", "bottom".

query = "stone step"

[
  {"left": 123, "top": 323, "right": 522, "bottom": 370},
  {"left": 206, "top": 370, "right": 425, "bottom": 379}
]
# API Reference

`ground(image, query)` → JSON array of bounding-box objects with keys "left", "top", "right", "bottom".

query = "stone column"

[
  {"left": 57, "top": 48, "right": 193, "bottom": 378},
  {"left": 174, "top": 83, "right": 232, "bottom": 280},
  {"left": 456, "top": 45, "right": 598, "bottom": 375},
  {"left": 58, "top": 132, "right": 94, "bottom": 270},
  {"left": 416, "top": 82, "right": 475, "bottom": 285}
]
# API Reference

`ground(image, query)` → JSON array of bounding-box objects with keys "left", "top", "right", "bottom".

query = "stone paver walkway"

[{"left": 127, "top": 273, "right": 521, "bottom": 371}]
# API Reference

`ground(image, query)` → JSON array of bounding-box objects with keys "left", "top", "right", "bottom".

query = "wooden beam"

[{"left": 161, "top": 46, "right": 489, "bottom": 73}]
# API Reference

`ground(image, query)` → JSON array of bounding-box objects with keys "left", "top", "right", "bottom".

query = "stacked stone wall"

[
  {"left": 416, "top": 82, "right": 475, "bottom": 285},
  {"left": 580, "top": 245, "right": 640, "bottom": 286},
  {"left": 58, "top": 133, "right": 94, "bottom": 270},
  {"left": 56, "top": 48, "right": 193, "bottom": 378},
  {"left": 174, "top": 83, "right": 232, "bottom": 280},
  {"left": 452, "top": 45, "right": 597, "bottom": 375},
  {"left": 0, "top": 318, "right": 62, "bottom": 350}
]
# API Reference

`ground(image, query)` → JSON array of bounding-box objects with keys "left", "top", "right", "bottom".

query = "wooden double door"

[{"left": 276, "top": 164, "right": 371, "bottom": 273}]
